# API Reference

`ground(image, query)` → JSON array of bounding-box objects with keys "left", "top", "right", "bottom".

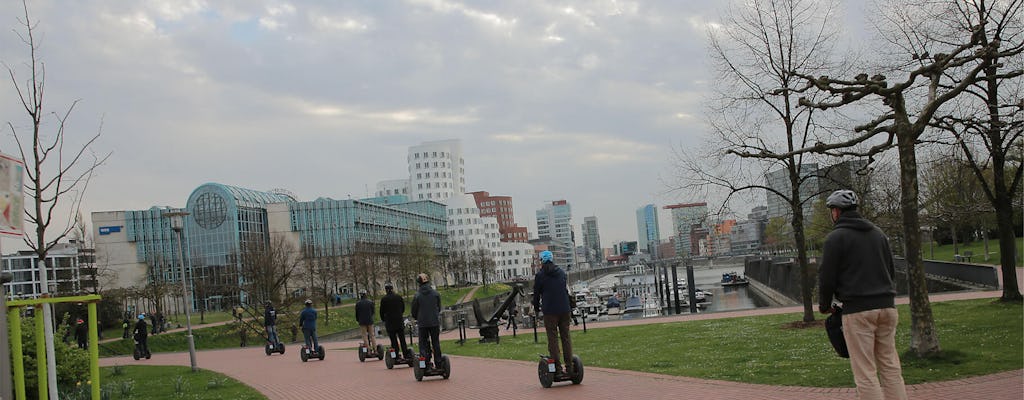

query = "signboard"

[
  {"left": 98, "top": 226, "right": 122, "bottom": 235},
  {"left": 0, "top": 153, "right": 24, "bottom": 238}
]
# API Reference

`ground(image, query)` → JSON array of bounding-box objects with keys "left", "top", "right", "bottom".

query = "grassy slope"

[
  {"left": 88, "top": 365, "right": 266, "bottom": 400},
  {"left": 444, "top": 299, "right": 1022, "bottom": 387}
]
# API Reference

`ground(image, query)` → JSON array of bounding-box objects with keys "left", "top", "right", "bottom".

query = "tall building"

[
  {"left": 765, "top": 160, "right": 870, "bottom": 222},
  {"left": 469, "top": 191, "right": 529, "bottom": 243},
  {"left": 375, "top": 178, "right": 410, "bottom": 197},
  {"left": 3, "top": 242, "right": 96, "bottom": 300},
  {"left": 444, "top": 193, "right": 501, "bottom": 283},
  {"left": 407, "top": 139, "right": 465, "bottom": 202},
  {"left": 730, "top": 205, "right": 769, "bottom": 255},
  {"left": 665, "top": 202, "right": 708, "bottom": 258},
  {"left": 635, "top": 204, "right": 661, "bottom": 257},
  {"left": 536, "top": 200, "right": 574, "bottom": 266},
  {"left": 581, "top": 216, "right": 601, "bottom": 264}
]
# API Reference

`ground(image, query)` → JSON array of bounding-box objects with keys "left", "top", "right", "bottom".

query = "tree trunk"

[
  {"left": 897, "top": 135, "right": 941, "bottom": 356},
  {"left": 994, "top": 200, "right": 1023, "bottom": 300},
  {"left": 792, "top": 207, "right": 815, "bottom": 322}
]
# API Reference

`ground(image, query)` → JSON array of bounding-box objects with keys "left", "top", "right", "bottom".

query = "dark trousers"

[
  {"left": 266, "top": 325, "right": 279, "bottom": 344},
  {"left": 418, "top": 326, "right": 442, "bottom": 365},
  {"left": 387, "top": 326, "right": 410, "bottom": 357},
  {"left": 135, "top": 337, "right": 149, "bottom": 355},
  {"left": 302, "top": 327, "right": 319, "bottom": 349},
  {"left": 544, "top": 313, "right": 574, "bottom": 373}
]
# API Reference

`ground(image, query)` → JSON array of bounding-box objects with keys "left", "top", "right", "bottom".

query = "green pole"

[
  {"left": 87, "top": 303, "right": 100, "bottom": 400},
  {"left": 34, "top": 309, "right": 46, "bottom": 400},
  {"left": 10, "top": 310, "right": 25, "bottom": 400}
]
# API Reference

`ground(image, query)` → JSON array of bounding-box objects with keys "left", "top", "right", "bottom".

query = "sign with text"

[
  {"left": 98, "top": 226, "right": 122, "bottom": 235},
  {"left": 0, "top": 153, "right": 25, "bottom": 238}
]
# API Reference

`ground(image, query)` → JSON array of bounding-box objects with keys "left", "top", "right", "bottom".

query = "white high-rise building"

[
  {"left": 446, "top": 193, "right": 501, "bottom": 283},
  {"left": 375, "top": 178, "right": 410, "bottom": 197},
  {"left": 407, "top": 139, "right": 465, "bottom": 202},
  {"left": 536, "top": 200, "right": 574, "bottom": 266}
]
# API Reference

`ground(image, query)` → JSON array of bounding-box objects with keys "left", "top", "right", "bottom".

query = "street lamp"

[{"left": 165, "top": 211, "right": 197, "bottom": 372}]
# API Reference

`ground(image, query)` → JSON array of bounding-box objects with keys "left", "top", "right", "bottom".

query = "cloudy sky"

[{"left": 0, "top": 0, "right": 864, "bottom": 250}]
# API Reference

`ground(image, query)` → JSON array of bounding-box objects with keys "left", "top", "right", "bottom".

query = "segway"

[
  {"left": 357, "top": 331, "right": 384, "bottom": 362},
  {"left": 412, "top": 354, "right": 451, "bottom": 381},
  {"left": 264, "top": 340, "right": 285, "bottom": 356},
  {"left": 300, "top": 344, "right": 325, "bottom": 362},
  {"left": 132, "top": 340, "right": 151, "bottom": 360},
  {"left": 537, "top": 354, "right": 583, "bottom": 388},
  {"left": 384, "top": 346, "right": 415, "bottom": 369}
]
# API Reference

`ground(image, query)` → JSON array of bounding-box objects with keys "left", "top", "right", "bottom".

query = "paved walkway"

[{"left": 99, "top": 289, "right": 1024, "bottom": 400}]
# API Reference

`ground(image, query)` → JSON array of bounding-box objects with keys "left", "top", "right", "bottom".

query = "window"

[
  {"left": 418, "top": 183, "right": 423, "bottom": 189},
  {"left": 428, "top": 193, "right": 432, "bottom": 198},
  {"left": 416, "top": 163, "right": 421, "bottom": 169},
  {"left": 434, "top": 162, "right": 438, "bottom": 168},
  {"left": 433, "top": 151, "right": 437, "bottom": 157},
  {"left": 416, "top": 173, "right": 422, "bottom": 179},
  {"left": 415, "top": 153, "right": 420, "bottom": 159}
]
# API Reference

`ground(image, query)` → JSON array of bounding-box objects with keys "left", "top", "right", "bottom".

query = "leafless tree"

[
  {"left": 3, "top": 2, "right": 111, "bottom": 395},
  {"left": 673, "top": 0, "right": 845, "bottom": 321},
  {"left": 238, "top": 235, "right": 302, "bottom": 307},
  {"left": 765, "top": 0, "right": 1020, "bottom": 355}
]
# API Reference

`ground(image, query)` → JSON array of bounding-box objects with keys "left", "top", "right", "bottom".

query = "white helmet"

[{"left": 826, "top": 190, "right": 858, "bottom": 210}]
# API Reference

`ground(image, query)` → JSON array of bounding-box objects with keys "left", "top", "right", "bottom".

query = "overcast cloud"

[{"left": 0, "top": 0, "right": 862, "bottom": 250}]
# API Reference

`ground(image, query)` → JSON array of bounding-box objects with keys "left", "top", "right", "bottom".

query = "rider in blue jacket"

[{"left": 299, "top": 299, "right": 319, "bottom": 350}]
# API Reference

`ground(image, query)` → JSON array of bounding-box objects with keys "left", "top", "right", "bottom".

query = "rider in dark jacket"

[
  {"left": 355, "top": 291, "right": 377, "bottom": 349},
  {"left": 299, "top": 300, "right": 319, "bottom": 350},
  {"left": 533, "top": 250, "right": 574, "bottom": 375},
  {"left": 411, "top": 273, "right": 442, "bottom": 367},
  {"left": 380, "top": 283, "right": 410, "bottom": 358},
  {"left": 133, "top": 314, "right": 149, "bottom": 356}
]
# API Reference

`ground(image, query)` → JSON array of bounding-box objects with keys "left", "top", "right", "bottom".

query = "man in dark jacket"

[
  {"left": 355, "top": 291, "right": 377, "bottom": 350},
  {"left": 264, "top": 301, "right": 279, "bottom": 345},
  {"left": 533, "top": 250, "right": 574, "bottom": 375},
  {"left": 411, "top": 273, "right": 442, "bottom": 367},
  {"left": 818, "top": 190, "right": 907, "bottom": 400},
  {"left": 74, "top": 319, "right": 88, "bottom": 349},
  {"left": 133, "top": 314, "right": 149, "bottom": 356},
  {"left": 380, "top": 282, "right": 411, "bottom": 358},
  {"left": 299, "top": 299, "right": 319, "bottom": 350}
]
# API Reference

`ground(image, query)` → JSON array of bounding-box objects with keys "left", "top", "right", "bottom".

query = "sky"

[{"left": 0, "top": 0, "right": 864, "bottom": 251}]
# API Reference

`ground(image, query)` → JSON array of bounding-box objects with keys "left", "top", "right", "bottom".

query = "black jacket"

[
  {"left": 818, "top": 210, "right": 897, "bottom": 314},
  {"left": 264, "top": 307, "right": 277, "bottom": 327},
  {"left": 411, "top": 283, "right": 441, "bottom": 328},
  {"left": 379, "top": 292, "right": 406, "bottom": 331},
  {"left": 133, "top": 319, "right": 148, "bottom": 341},
  {"left": 355, "top": 298, "right": 375, "bottom": 326},
  {"left": 533, "top": 261, "right": 571, "bottom": 315}
]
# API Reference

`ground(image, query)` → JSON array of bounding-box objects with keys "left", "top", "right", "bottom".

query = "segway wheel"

[
  {"left": 278, "top": 343, "right": 286, "bottom": 355},
  {"left": 132, "top": 349, "right": 140, "bottom": 361},
  {"left": 265, "top": 344, "right": 273, "bottom": 356},
  {"left": 145, "top": 351, "right": 151, "bottom": 360},
  {"left": 571, "top": 355, "right": 584, "bottom": 385},
  {"left": 385, "top": 351, "right": 395, "bottom": 369},
  {"left": 301, "top": 348, "right": 309, "bottom": 362},
  {"left": 376, "top": 344, "right": 384, "bottom": 360},
  {"left": 441, "top": 355, "right": 451, "bottom": 380},
  {"left": 317, "top": 345, "right": 325, "bottom": 361},
  {"left": 537, "top": 359, "right": 554, "bottom": 388},
  {"left": 358, "top": 346, "right": 366, "bottom": 362},
  {"left": 413, "top": 359, "right": 425, "bottom": 381}
]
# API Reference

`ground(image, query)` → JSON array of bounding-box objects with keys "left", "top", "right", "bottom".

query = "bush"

[{"left": 14, "top": 314, "right": 92, "bottom": 395}]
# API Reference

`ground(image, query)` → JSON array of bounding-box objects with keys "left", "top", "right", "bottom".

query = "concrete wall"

[{"left": 91, "top": 211, "right": 148, "bottom": 289}]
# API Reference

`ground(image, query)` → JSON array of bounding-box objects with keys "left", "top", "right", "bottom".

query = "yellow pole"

[
  {"left": 10, "top": 310, "right": 25, "bottom": 400},
  {"left": 87, "top": 303, "right": 100, "bottom": 400},
  {"left": 34, "top": 309, "right": 46, "bottom": 400}
]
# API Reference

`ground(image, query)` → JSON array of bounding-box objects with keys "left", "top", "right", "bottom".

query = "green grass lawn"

[
  {"left": 444, "top": 298, "right": 1022, "bottom": 387},
  {"left": 68, "top": 365, "right": 266, "bottom": 400},
  {"left": 922, "top": 238, "right": 1022, "bottom": 265}
]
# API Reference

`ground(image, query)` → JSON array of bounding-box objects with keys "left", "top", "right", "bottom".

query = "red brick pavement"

[{"left": 99, "top": 289, "right": 1024, "bottom": 400}]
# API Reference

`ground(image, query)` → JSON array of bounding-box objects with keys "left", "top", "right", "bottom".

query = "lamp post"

[{"left": 165, "top": 211, "right": 197, "bottom": 372}]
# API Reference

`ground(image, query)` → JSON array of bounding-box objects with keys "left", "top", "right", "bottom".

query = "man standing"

[
  {"left": 264, "top": 301, "right": 279, "bottom": 345},
  {"left": 133, "top": 314, "right": 149, "bottom": 357},
  {"left": 355, "top": 291, "right": 377, "bottom": 350},
  {"left": 380, "top": 283, "right": 411, "bottom": 358},
  {"left": 299, "top": 299, "right": 319, "bottom": 350},
  {"left": 411, "top": 273, "right": 442, "bottom": 367},
  {"left": 818, "top": 190, "right": 907, "bottom": 400},
  {"left": 533, "top": 250, "right": 574, "bottom": 376}
]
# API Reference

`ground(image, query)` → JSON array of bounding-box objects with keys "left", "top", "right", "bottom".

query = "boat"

[
  {"left": 621, "top": 296, "right": 644, "bottom": 319},
  {"left": 605, "top": 297, "right": 622, "bottom": 315},
  {"left": 721, "top": 272, "right": 750, "bottom": 286}
]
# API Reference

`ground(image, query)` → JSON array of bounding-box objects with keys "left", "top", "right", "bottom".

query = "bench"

[{"left": 470, "top": 284, "right": 523, "bottom": 343}]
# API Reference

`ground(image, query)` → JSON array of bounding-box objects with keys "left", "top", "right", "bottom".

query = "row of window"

[
  {"left": 479, "top": 199, "right": 511, "bottom": 207},
  {"left": 416, "top": 171, "right": 449, "bottom": 179},
  {"left": 415, "top": 161, "right": 449, "bottom": 169},
  {"left": 417, "top": 181, "right": 450, "bottom": 189},
  {"left": 412, "top": 151, "right": 450, "bottom": 159},
  {"left": 418, "top": 192, "right": 451, "bottom": 200}
]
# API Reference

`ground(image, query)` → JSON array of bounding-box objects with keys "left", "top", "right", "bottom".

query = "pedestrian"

[
  {"left": 122, "top": 318, "right": 130, "bottom": 340},
  {"left": 818, "top": 190, "right": 907, "bottom": 400},
  {"left": 411, "top": 273, "right": 442, "bottom": 368},
  {"left": 505, "top": 300, "right": 518, "bottom": 331},
  {"left": 74, "top": 319, "right": 88, "bottom": 349},
  {"left": 380, "top": 283, "right": 411, "bottom": 358},
  {"left": 533, "top": 250, "right": 575, "bottom": 376},
  {"left": 355, "top": 291, "right": 377, "bottom": 350}
]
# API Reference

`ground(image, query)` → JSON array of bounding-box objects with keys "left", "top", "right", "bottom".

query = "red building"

[{"left": 469, "top": 191, "right": 529, "bottom": 243}]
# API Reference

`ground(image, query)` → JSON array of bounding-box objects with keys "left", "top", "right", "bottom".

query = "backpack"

[{"left": 825, "top": 306, "right": 849, "bottom": 358}]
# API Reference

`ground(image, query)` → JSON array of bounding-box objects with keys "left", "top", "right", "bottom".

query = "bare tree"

[
  {"left": 674, "top": 0, "right": 844, "bottom": 321},
  {"left": 3, "top": 2, "right": 110, "bottom": 395},
  {"left": 239, "top": 235, "right": 302, "bottom": 307},
  {"left": 398, "top": 229, "right": 437, "bottom": 292},
  {"left": 768, "top": 0, "right": 1020, "bottom": 356},
  {"left": 930, "top": 0, "right": 1023, "bottom": 301}
]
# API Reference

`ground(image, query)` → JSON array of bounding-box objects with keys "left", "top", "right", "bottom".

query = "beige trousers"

[
  {"left": 842, "top": 308, "right": 908, "bottom": 400},
  {"left": 360, "top": 324, "right": 377, "bottom": 348}
]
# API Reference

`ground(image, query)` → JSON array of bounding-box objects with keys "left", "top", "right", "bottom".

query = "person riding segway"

[
  {"left": 533, "top": 250, "right": 583, "bottom": 387},
  {"left": 411, "top": 273, "right": 450, "bottom": 380},
  {"left": 264, "top": 301, "right": 285, "bottom": 355},
  {"left": 132, "top": 314, "right": 151, "bottom": 360},
  {"left": 381, "top": 282, "right": 414, "bottom": 369},
  {"left": 299, "top": 299, "right": 325, "bottom": 362},
  {"left": 356, "top": 290, "right": 384, "bottom": 362}
]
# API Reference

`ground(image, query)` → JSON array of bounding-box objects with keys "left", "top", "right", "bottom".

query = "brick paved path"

[{"left": 99, "top": 289, "right": 1024, "bottom": 400}]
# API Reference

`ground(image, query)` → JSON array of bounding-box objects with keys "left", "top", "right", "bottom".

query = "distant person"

[
  {"left": 380, "top": 283, "right": 411, "bottom": 358},
  {"left": 533, "top": 250, "right": 574, "bottom": 376},
  {"left": 122, "top": 318, "right": 130, "bottom": 340},
  {"left": 264, "top": 301, "right": 279, "bottom": 345},
  {"left": 74, "top": 319, "right": 88, "bottom": 349},
  {"left": 133, "top": 314, "right": 149, "bottom": 356},
  {"left": 505, "top": 300, "right": 518, "bottom": 331},
  {"left": 299, "top": 299, "right": 320, "bottom": 350},
  {"left": 355, "top": 291, "right": 378, "bottom": 350},
  {"left": 818, "top": 190, "right": 907, "bottom": 400},
  {"left": 411, "top": 273, "right": 442, "bottom": 368}
]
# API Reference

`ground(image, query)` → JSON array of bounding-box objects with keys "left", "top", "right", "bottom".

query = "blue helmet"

[
  {"left": 539, "top": 250, "right": 553, "bottom": 263},
  {"left": 137, "top": 314, "right": 145, "bottom": 320}
]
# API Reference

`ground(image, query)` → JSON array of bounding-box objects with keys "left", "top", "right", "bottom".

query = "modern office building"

[
  {"left": 407, "top": 139, "right": 465, "bottom": 202},
  {"left": 496, "top": 241, "right": 535, "bottom": 281},
  {"left": 2, "top": 242, "right": 96, "bottom": 300},
  {"left": 94, "top": 182, "right": 448, "bottom": 310},
  {"left": 665, "top": 202, "right": 707, "bottom": 258},
  {"left": 536, "top": 200, "right": 574, "bottom": 266},
  {"left": 765, "top": 163, "right": 820, "bottom": 221},
  {"left": 469, "top": 191, "right": 529, "bottom": 243},
  {"left": 581, "top": 216, "right": 601, "bottom": 265},
  {"left": 444, "top": 193, "right": 501, "bottom": 283},
  {"left": 635, "top": 204, "right": 661, "bottom": 257}
]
